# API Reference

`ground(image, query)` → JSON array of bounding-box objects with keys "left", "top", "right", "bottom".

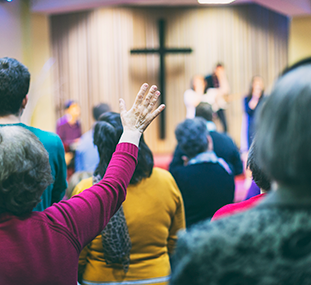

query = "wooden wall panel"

[{"left": 51, "top": 4, "right": 289, "bottom": 153}]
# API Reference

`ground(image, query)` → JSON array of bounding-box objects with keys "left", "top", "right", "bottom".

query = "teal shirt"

[{"left": 0, "top": 123, "right": 67, "bottom": 211}]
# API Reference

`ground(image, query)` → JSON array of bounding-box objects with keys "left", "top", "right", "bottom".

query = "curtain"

[{"left": 50, "top": 4, "right": 289, "bottom": 153}]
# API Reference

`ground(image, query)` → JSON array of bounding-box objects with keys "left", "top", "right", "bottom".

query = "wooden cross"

[{"left": 131, "top": 19, "right": 192, "bottom": 139}]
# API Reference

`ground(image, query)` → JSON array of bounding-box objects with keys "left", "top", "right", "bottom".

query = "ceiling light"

[{"left": 198, "top": 0, "right": 236, "bottom": 4}]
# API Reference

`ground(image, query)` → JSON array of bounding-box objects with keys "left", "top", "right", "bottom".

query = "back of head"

[
  {"left": 256, "top": 63, "right": 311, "bottom": 188},
  {"left": 93, "top": 112, "right": 153, "bottom": 184},
  {"left": 92, "top": 103, "right": 111, "bottom": 121},
  {"left": 66, "top": 171, "right": 92, "bottom": 198},
  {"left": 175, "top": 118, "right": 208, "bottom": 159},
  {"left": 247, "top": 140, "right": 271, "bottom": 192},
  {"left": 0, "top": 58, "right": 30, "bottom": 116},
  {"left": 195, "top": 102, "right": 213, "bottom": 122},
  {"left": 0, "top": 126, "right": 53, "bottom": 216}
]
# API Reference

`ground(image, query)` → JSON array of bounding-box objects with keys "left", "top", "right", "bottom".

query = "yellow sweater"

[{"left": 72, "top": 167, "right": 185, "bottom": 285}]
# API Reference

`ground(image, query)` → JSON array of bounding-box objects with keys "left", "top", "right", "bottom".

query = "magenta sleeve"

[{"left": 43, "top": 143, "right": 138, "bottom": 249}]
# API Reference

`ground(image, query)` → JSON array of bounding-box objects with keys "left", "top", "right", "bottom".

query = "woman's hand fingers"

[
  {"left": 119, "top": 83, "right": 165, "bottom": 134},
  {"left": 139, "top": 103, "right": 165, "bottom": 131}
]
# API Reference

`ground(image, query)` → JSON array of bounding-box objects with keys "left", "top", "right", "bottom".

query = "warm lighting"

[{"left": 198, "top": 0, "right": 236, "bottom": 4}]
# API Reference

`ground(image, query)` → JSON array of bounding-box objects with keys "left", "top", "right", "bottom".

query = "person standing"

[
  {"left": 75, "top": 103, "right": 111, "bottom": 172},
  {"left": 0, "top": 57, "right": 67, "bottom": 211},
  {"left": 170, "top": 118, "right": 234, "bottom": 228},
  {"left": 72, "top": 112, "right": 185, "bottom": 285},
  {"left": 204, "top": 63, "right": 230, "bottom": 132}
]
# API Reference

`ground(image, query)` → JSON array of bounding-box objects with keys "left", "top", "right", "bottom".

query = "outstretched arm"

[{"left": 44, "top": 83, "right": 165, "bottom": 249}]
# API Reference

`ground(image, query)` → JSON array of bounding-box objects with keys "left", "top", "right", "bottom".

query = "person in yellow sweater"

[{"left": 71, "top": 112, "right": 185, "bottom": 285}]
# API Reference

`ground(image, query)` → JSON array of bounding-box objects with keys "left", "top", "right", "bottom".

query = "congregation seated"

[
  {"left": 71, "top": 112, "right": 185, "bottom": 285},
  {"left": 0, "top": 83, "right": 165, "bottom": 285},
  {"left": 212, "top": 139, "right": 271, "bottom": 220},
  {"left": 170, "top": 58, "right": 311, "bottom": 285},
  {"left": 169, "top": 118, "right": 235, "bottom": 228}
]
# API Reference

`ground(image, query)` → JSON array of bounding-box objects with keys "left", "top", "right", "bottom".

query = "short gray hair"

[
  {"left": 0, "top": 126, "right": 53, "bottom": 215},
  {"left": 256, "top": 64, "right": 311, "bottom": 188},
  {"left": 175, "top": 118, "right": 208, "bottom": 158}
]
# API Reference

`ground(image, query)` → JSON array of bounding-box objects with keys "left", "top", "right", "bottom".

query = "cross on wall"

[{"left": 131, "top": 19, "right": 193, "bottom": 139}]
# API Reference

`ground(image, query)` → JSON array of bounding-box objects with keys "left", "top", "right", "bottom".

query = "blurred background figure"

[
  {"left": 71, "top": 112, "right": 185, "bottom": 285},
  {"left": 195, "top": 102, "right": 243, "bottom": 176},
  {"left": 184, "top": 75, "right": 206, "bottom": 119},
  {"left": 241, "top": 76, "right": 265, "bottom": 152},
  {"left": 57, "top": 100, "right": 82, "bottom": 176},
  {"left": 75, "top": 103, "right": 111, "bottom": 172},
  {"left": 56, "top": 100, "right": 82, "bottom": 148},
  {"left": 184, "top": 71, "right": 229, "bottom": 126},
  {"left": 241, "top": 76, "right": 265, "bottom": 199},
  {"left": 204, "top": 63, "right": 230, "bottom": 132},
  {"left": 169, "top": 118, "right": 234, "bottom": 229}
]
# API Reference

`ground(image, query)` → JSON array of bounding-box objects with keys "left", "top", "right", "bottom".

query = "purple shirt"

[
  {"left": 57, "top": 121, "right": 82, "bottom": 147},
  {"left": 244, "top": 180, "right": 261, "bottom": 200},
  {"left": 0, "top": 143, "right": 138, "bottom": 285}
]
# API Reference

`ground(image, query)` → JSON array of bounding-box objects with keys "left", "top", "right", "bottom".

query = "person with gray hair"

[
  {"left": 170, "top": 58, "right": 311, "bottom": 285},
  {"left": 170, "top": 117, "right": 234, "bottom": 228},
  {"left": 170, "top": 103, "right": 242, "bottom": 176},
  {"left": 0, "top": 83, "right": 165, "bottom": 285}
]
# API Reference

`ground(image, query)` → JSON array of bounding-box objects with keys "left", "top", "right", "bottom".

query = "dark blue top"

[
  {"left": 244, "top": 96, "right": 264, "bottom": 148},
  {"left": 169, "top": 150, "right": 235, "bottom": 228}
]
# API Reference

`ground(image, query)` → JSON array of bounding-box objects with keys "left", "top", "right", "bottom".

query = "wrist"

[{"left": 119, "top": 129, "right": 142, "bottom": 147}]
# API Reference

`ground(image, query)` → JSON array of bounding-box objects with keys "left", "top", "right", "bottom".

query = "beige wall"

[
  {"left": 26, "top": 14, "right": 55, "bottom": 132},
  {"left": 0, "top": 1, "right": 23, "bottom": 60},
  {"left": 0, "top": 0, "right": 54, "bottom": 132},
  {"left": 289, "top": 16, "right": 311, "bottom": 65}
]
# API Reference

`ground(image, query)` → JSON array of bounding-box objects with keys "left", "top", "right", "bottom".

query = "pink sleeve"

[
  {"left": 211, "top": 204, "right": 237, "bottom": 221},
  {"left": 43, "top": 143, "right": 138, "bottom": 248}
]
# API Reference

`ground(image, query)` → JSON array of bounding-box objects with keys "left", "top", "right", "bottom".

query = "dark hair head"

[
  {"left": 64, "top": 100, "right": 75, "bottom": 110},
  {"left": 0, "top": 126, "right": 53, "bottom": 216},
  {"left": 66, "top": 171, "right": 92, "bottom": 198},
  {"left": 93, "top": 112, "right": 153, "bottom": 184},
  {"left": 175, "top": 118, "right": 209, "bottom": 159},
  {"left": 282, "top": 57, "right": 311, "bottom": 76},
  {"left": 247, "top": 140, "right": 271, "bottom": 192},
  {"left": 256, "top": 63, "right": 311, "bottom": 188},
  {"left": 92, "top": 103, "right": 111, "bottom": 121},
  {"left": 0, "top": 57, "right": 30, "bottom": 116},
  {"left": 195, "top": 102, "right": 213, "bottom": 122}
]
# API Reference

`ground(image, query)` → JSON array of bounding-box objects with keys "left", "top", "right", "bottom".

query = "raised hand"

[{"left": 119, "top": 83, "right": 165, "bottom": 134}]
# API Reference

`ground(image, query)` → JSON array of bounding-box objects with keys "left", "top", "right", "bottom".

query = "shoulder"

[
  {"left": 71, "top": 177, "right": 93, "bottom": 197},
  {"left": 21, "top": 125, "right": 64, "bottom": 150},
  {"left": 151, "top": 167, "right": 183, "bottom": 198},
  {"left": 212, "top": 194, "right": 266, "bottom": 221},
  {"left": 152, "top": 168, "right": 178, "bottom": 188}
]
